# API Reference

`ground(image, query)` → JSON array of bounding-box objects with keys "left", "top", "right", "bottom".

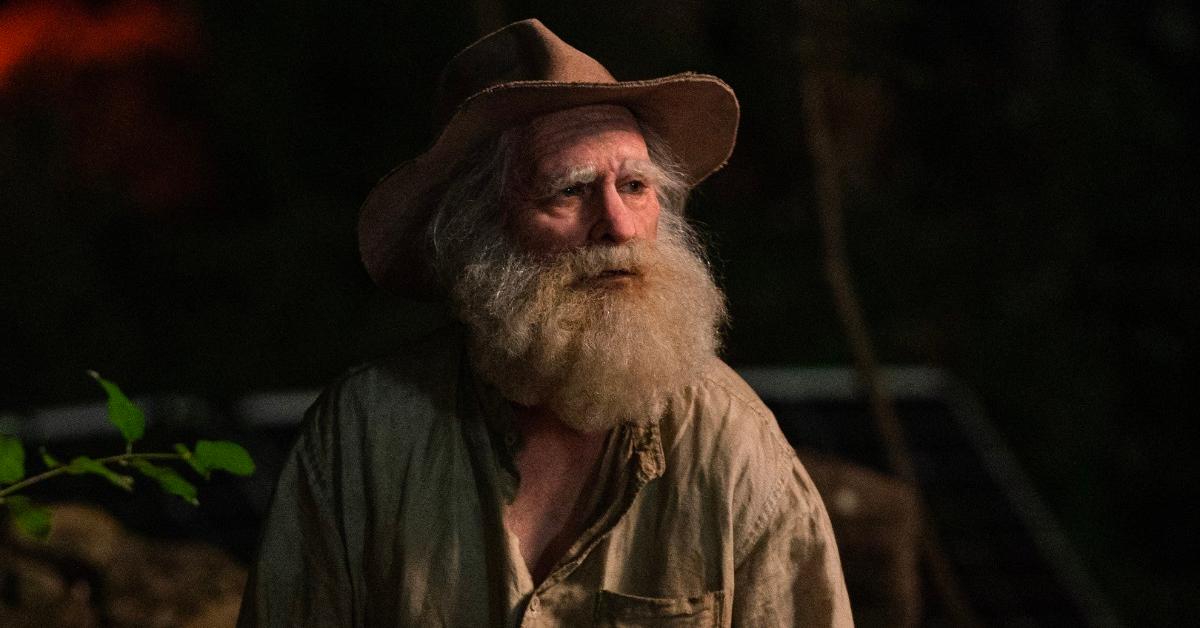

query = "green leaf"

[
  {"left": 65, "top": 456, "right": 133, "bottom": 492},
  {"left": 0, "top": 435, "right": 25, "bottom": 485},
  {"left": 193, "top": 440, "right": 255, "bottom": 477},
  {"left": 87, "top": 370, "right": 145, "bottom": 445},
  {"left": 132, "top": 459, "right": 198, "bottom": 506},
  {"left": 39, "top": 446, "right": 61, "bottom": 469},
  {"left": 174, "top": 443, "right": 208, "bottom": 478},
  {"left": 5, "top": 496, "right": 52, "bottom": 540}
]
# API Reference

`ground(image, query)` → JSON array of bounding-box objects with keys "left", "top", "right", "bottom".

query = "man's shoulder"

[
  {"left": 657, "top": 359, "right": 816, "bottom": 545},
  {"left": 327, "top": 324, "right": 466, "bottom": 401},
  {"left": 665, "top": 358, "right": 789, "bottom": 453},
  {"left": 696, "top": 358, "right": 777, "bottom": 423},
  {"left": 302, "top": 325, "right": 467, "bottom": 441}
]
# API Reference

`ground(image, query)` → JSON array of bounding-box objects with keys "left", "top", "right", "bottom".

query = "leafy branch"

[{"left": 0, "top": 371, "right": 255, "bottom": 539}]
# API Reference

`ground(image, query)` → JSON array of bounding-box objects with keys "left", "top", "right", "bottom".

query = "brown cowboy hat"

[{"left": 358, "top": 18, "right": 739, "bottom": 297}]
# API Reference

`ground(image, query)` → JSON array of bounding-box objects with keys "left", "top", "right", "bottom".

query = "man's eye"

[
  {"left": 560, "top": 184, "right": 583, "bottom": 197},
  {"left": 622, "top": 180, "right": 646, "bottom": 193}
]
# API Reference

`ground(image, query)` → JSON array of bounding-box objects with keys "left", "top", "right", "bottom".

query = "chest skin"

[{"left": 502, "top": 407, "right": 609, "bottom": 585}]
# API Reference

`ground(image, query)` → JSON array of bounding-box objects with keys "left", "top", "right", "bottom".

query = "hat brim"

[{"left": 359, "top": 72, "right": 739, "bottom": 298}]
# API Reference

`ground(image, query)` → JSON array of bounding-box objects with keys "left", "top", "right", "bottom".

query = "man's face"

[
  {"left": 453, "top": 104, "right": 726, "bottom": 432},
  {"left": 504, "top": 104, "right": 662, "bottom": 264}
]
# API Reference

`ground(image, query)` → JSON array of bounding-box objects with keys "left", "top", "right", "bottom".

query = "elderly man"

[{"left": 239, "top": 19, "right": 852, "bottom": 627}]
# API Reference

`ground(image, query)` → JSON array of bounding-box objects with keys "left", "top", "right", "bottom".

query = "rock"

[{"left": 1, "top": 503, "right": 245, "bottom": 628}]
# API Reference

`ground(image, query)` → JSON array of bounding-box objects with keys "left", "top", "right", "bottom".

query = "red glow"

[{"left": 0, "top": 0, "right": 197, "bottom": 86}]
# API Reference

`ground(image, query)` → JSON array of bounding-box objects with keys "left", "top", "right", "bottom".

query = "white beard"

[{"left": 452, "top": 213, "right": 727, "bottom": 432}]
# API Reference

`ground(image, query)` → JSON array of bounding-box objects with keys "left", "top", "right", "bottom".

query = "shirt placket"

[
  {"left": 516, "top": 421, "right": 666, "bottom": 626},
  {"left": 464, "top": 365, "right": 667, "bottom": 626}
]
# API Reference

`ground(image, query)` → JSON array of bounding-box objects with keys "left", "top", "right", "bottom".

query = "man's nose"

[{"left": 589, "top": 182, "right": 638, "bottom": 244}]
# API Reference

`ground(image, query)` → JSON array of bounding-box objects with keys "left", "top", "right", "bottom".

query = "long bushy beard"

[{"left": 452, "top": 214, "right": 727, "bottom": 433}]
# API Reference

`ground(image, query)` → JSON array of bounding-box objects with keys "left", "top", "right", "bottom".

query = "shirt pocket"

[{"left": 594, "top": 590, "right": 725, "bottom": 627}]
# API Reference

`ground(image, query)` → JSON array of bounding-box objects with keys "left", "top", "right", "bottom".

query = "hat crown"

[
  {"left": 360, "top": 18, "right": 738, "bottom": 298},
  {"left": 432, "top": 19, "right": 617, "bottom": 128}
]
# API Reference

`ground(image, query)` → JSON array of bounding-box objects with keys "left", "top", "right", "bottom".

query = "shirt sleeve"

[
  {"left": 237, "top": 394, "right": 357, "bottom": 628},
  {"left": 732, "top": 453, "right": 855, "bottom": 627}
]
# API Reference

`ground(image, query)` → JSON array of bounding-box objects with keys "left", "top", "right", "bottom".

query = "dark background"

[{"left": 1, "top": 0, "right": 1195, "bottom": 624}]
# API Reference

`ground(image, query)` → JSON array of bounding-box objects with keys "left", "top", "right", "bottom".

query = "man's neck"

[{"left": 504, "top": 405, "right": 611, "bottom": 585}]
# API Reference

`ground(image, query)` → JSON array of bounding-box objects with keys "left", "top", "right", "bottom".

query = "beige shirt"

[{"left": 238, "top": 326, "right": 853, "bottom": 627}]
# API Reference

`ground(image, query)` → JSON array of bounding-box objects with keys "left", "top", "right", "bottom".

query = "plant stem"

[
  {"left": 802, "top": 69, "right": 981, "bottom": 626},
  {"left": 0, "top": 452, "right": 182, "bottom": 500}
]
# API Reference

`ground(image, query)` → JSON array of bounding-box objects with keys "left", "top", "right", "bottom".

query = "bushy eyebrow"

[
  {"left": 620, "top": 159, "right": 661, "bottom": 182},
  {"left": 541, "top": 164, "right": 598, "bottom": 196},
  {"left": 536, "top": 159, "right": 664, "bottom": 197}
]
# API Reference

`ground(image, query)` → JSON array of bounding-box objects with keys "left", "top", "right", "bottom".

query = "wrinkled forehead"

[{"left": 516, "top": 104, "right": 648, "bottom": 168}]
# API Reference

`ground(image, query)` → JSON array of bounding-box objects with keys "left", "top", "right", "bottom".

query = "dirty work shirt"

[{"left": 238, "top": 326, "right": 852, "bottom": 627}]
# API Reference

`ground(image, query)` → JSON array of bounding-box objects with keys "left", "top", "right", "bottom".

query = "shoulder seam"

[{"left": 700, "top": 367, "right": 799, "bottom": 564}]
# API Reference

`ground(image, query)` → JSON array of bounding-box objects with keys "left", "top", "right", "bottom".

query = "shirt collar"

[{"left": 464, "top": 362, "right": 665, "bottom": 489}]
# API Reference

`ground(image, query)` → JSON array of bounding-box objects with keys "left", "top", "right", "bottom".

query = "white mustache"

[{"left": 545, "top": 242, "right": 647, "bottom": 285}]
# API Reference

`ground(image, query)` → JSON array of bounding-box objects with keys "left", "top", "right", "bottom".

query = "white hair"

[
  {"left": 425, "top": 121, "right": 693, "bottom": 289},
  {"left": 425, "top": 117, "right": 726, "bottom": 431}
]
